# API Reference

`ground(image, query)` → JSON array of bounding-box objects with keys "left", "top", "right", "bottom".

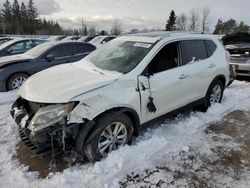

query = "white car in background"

[
  {"left": 77, "top": 36, "right": 96, "bottom": 42},
  {"left": 11, "top": 32, "right": 230, "bottom": 162},
  {"left": 89, "top": 35, "right": 116, "bottom": 47},
  {"left": 47, "top": 35, "right": 66, "bottom": 41},
  {"left": 222, "top": 33, "right": 250, "bottom": 77},
  {"left": 61, "top": 36, "right": 81, "bottom": 41}
]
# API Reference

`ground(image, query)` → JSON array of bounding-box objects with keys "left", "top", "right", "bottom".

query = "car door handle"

[
  {"left": 179, "top": 74, "right": 189, "bottom": 79},
  {"left": 209, "top": 64, "right": 216, "bottom": 68}
]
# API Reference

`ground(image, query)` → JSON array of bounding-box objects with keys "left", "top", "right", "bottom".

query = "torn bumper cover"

[{"left": 10, "top": 98, "right": 80, "bottom": 157}]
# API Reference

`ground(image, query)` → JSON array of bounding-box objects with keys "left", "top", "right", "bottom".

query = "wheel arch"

[
  {"left": 76, "top": 106, "right": 140, "bottom": 155},
  {"left": 213, "top": 74, "right": 226, "bottom": 88},
  {"left": 91, "top": 107, "right": 140, "bottom": 136},
  {"left": 205, "top": 74, "right": 226, "bottom": 95}
]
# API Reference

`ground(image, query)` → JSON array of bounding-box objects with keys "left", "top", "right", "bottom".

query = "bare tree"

[
  {"left": 189, "top": 8, "right": 200, "bottom": 31},
  {"left": 110, "top": 19, "right": 123, "bottom": 36},
  {"left": 176, "top": 13, "right": 188, "bottom": 30},
  {"left": 201, "top": 7, "right": 211, "bottom": 32}
]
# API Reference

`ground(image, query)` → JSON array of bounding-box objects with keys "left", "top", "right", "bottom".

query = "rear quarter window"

[{"left": 204, "top": 40, "right": 217, "bottom": 57}]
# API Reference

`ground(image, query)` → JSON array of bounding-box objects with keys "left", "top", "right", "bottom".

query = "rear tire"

[
  {"left": 198, "top": 79, "right": 224, "bottom": 112},
  {"left": 76, "top": 113, "right": 133, "bottom": 162},
  {"left": 7, "top": 73, "right": 29, "bottom": 91}
]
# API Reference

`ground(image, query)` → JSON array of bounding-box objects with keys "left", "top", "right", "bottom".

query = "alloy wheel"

[
  {"left": 11, "top": 76, "right": 27, "bottom": 90},
  {"left": 98, "top": 122, "right": 128, "bottom": 157},
  {"left": 210, "top": 84, "right": 222, "bottom": 104}
]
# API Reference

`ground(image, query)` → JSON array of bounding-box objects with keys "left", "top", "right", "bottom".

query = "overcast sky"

[{"left": 1, "top": 0, "right": 250, "bottom": 32}]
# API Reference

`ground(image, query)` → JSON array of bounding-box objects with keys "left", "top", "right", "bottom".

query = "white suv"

[{"left": 11, "top": 32, "right": 230, "bottom": 162}]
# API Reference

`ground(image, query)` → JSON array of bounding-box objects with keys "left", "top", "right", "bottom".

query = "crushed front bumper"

[{"left": 10, "top": 98, "right": 62, "bottom": 157}]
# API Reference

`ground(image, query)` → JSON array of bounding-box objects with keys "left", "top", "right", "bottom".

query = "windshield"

[
  {"left": 25, "top": 42, "right": 55, "bottom": 58},
  {"left": 90, "top": 36, "right": 105, "bottom": 44},
  {"left": 0, "top": 39, "right": 19, "bottom": 50},
  {"left": 86, "top": 39, "right": 154, "bottom": 74}
]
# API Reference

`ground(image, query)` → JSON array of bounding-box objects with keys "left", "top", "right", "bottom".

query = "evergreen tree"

[
  {"left": 2, "top": 0, "right": 12, "bottom": 34},
  {"left": 166, "top": 10, "right": 177, "bottom": 31},
  {"left": 0, "top": 0, "right": 62, "bottom": 35},
  {"left": 20, "top": 2, "right": 28, "bottom": 34},
  {"left": 213, "top": 19, "right": 250, "bottom": 35},
  {"left": 12, "top": 0, "right": 20, "bottom": 34},
  {"left": 234, "top": 21, "right": 250, "bottom": 33},
  {"left": 213, "top": 19, "right": 224, "bottom": 34},
  {"left": 221, "top": 19, "right": 237, "bottom": 34},
  {"left": 27, "top": 0, "right": 38, "bottom": 34}
]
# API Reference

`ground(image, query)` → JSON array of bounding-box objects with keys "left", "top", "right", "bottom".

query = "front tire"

[
  {"left": 76, "top": 113, "right": 133, "bottom": 162},
  {"left": 7, "top": 73, "right": 29, "bottom": 91}
]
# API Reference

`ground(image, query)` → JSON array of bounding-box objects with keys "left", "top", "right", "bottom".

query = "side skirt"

[{"left": 140, "top": 98, "right": 205, "bottom": 127}]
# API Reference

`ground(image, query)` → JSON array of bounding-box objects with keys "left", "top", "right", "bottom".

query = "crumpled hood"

[
  {"left": 18, "top": 63, "right": 120, "bottom": 103},
  {"left": 0, "top": 54, "right": 32, "bottom": 68}
]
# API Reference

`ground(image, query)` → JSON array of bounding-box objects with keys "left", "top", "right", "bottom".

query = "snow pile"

[
  {"left": 0, "top": 91, "right": 16, "bottom": 104},
  {"left": 0, "top": 81, "right": 250, "bottom": 188}
]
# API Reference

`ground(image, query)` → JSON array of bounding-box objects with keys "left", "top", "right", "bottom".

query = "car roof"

[
  {"left": 118, "top": 31, "right": 215, "bottom": 43},
  {"left": 46, "top": 41, "right": 95, "bottom": 46}
]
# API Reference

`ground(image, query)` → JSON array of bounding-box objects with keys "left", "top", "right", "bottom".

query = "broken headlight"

[{"left": 28, "top": 102, "right": 75, "bottom": 132}]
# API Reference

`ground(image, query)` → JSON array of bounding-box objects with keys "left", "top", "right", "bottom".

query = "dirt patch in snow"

[
  {"left": 16, "top": 142, "right": 68, "bottom": 178},
  {"left": 207, "top": 110, "right": 250, "bottom": 177},
  {"left": 121, "top": 110, "right": 250, "bottom": 187}
]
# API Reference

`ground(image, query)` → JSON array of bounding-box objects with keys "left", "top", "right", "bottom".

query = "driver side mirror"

[
  {"left": 46, "top": 54, "right": 55, "bottom": 61},
  {"left": 141, "top": 67, "right": 153, "bottom": 77}
]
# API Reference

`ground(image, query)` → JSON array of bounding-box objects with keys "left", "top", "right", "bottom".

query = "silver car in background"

[{"left": 222, "top": 33, "right": 250, "bottom": 77}]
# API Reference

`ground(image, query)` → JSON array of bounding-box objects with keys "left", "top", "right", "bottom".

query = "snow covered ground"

[{"left": 0, "top": 81, "right": 250, "bottom": 188}]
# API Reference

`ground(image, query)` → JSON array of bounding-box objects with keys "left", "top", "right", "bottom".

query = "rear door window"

[
  {"left": 48, "top": 45, "right": 73, "bottom": 58},
  {"left": 180, "top": 40, "right": 207, "bottom": 65},
  {"left": 72, "top": 44, "right": 95, "bottom": 55}
]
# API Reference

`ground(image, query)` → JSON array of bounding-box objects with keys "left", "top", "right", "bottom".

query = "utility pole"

[{"left": 82, "top": 18, "right": 84, "bottom": 36}]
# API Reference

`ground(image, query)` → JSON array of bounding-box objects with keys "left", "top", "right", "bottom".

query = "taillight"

[{"left": 225, "top": 50, "right": 231, "bottom": 61}]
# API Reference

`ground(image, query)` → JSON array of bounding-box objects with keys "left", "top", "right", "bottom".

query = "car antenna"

[{"left": 146, "top": 73, "right": 157, "bottom": 113}]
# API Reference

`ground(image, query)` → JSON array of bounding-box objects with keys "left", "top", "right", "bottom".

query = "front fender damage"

[{"left": 67, "top": 102, "right": 94, "bottom": 124}]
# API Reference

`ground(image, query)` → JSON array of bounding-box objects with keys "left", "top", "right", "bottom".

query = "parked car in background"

[
  {"left": 0, "top": 41, "right": 96, "bottom": 91},
  {"left": 89, "top": 35, "right": 116, "bottom": 47},
  {"left": 222, "top": 33, "right": 250, "bottom": 77},
  {"left": 0, "top": 37, "right": 16, "bottom": 45},
  {"left": 47, "top": 35, "right": 66, "bottom": 41},
  {"left": 62, "top": 36, "right": 81, "bottom": 41},
  {"left": 78, "top": 36, "right": 96, "bottom": 42},
  {"left": 11, "top": 32, "right": 229, "bottom": 161},
  {"left": 0, "top": 38, "right": 46, "bottom": 57}
]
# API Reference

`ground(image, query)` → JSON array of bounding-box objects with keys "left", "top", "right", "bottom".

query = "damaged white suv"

[{"left": 11, "top": 32, "right": 230, "bottom": 162}]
